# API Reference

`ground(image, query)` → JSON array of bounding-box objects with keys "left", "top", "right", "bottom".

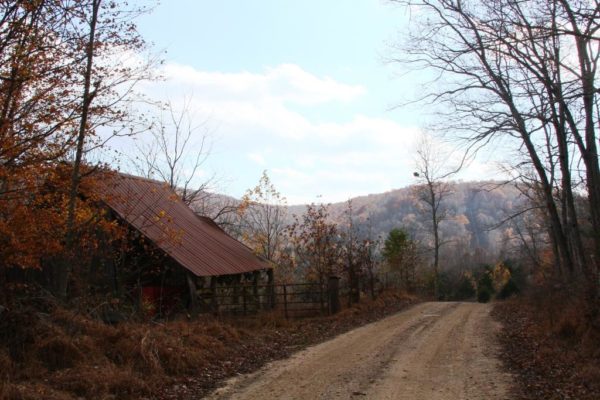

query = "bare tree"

[
  {"left": 132, "top": 98, "right": 214, "bottom": 206},
  {"left": 340, "top": 200, "right": 361, "bottom": 304},
  {"left": 391, "top": 0, "right": 599, "bottom": 294},
  {"left": 132, "top": 100, "right": 247, "bottom": 237},
  {"left": 361, "top": 217, "right": 380, "bottom": 300},
  {"left": 412, "top": 133, "right": 461, "bottom": 298}
]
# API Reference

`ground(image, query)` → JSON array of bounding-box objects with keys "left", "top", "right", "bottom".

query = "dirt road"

[{"left": 207, "top": 302, "right": 512, "bottom": 400}]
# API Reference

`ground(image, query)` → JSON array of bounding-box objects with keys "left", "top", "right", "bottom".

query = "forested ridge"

[
  {"left": 322, "top": 181, "right": 520, "bottom": 255},
  {"left": 204, "top": 179, "right": 523, "bottom": 273}
]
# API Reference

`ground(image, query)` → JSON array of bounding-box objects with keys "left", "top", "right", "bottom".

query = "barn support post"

[
  {"left": 136, "top": 262, "right": 143, "bottom": 313},
  {"left": 113, "top": 234, "right": 128, "bottom": 299},
  {"left": 232, "top": 274, "right": 241, "bottom": 305},
  {"left": 186, "top": 272, "right": 198, "bottom": 316},
  {"left": 267, "top": 268, "right": 275, "bottom": 309},
  {"left": 319, "top": 278, "right": 325, "bottom": 314},
  {"left": 242, "top": 285, "right": 247, "bottom": 315},
  {"left": 210, "top": 276, "right": 218, "bottom": 315},
  {"left": 112, "top": 248, "right": 122, "bottom": 298},
  {"left": 252, "top": 271, "right": 259, "bottom": 310},
  {"left": 159, "top": 267, "right": 166, "bottom": 317},
  {"left": 328, "top": 276, "right": 341, "bottom": 315}
]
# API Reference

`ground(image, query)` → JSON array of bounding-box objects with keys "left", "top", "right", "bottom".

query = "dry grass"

[
  {"left": 0, "top": 290, "right": 417, "bottom": 400},
  {"left": 0, "top": 306, "right": 252, "bottom": 400},
  {"left": 494, "top": 291, "right": 600, "bottom": 399}
]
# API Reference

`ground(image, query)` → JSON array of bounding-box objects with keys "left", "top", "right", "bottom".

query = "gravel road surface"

[{"left": 207, "top": 302, "right": 512, "bottom": 400}]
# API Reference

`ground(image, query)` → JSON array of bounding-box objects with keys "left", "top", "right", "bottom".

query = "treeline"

[
  {"left": 324, "top": 181, "right": 522, "bottom": 259},
  {"left": 223, "top": 173, "right": 527, "bottom": 302},
  {"left": 389, "top": 0, "right": 600, "bottom": 324}
]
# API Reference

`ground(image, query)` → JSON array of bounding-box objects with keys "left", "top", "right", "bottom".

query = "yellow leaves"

[
  {"left": 491, "top": 262, "right": 512, "bottom": 292},
  {"left": 153, "top": 209, "right": 167, "bottom": 222},
  {"left": 0, "top": 165, "right": 129, "bottom": 270}
]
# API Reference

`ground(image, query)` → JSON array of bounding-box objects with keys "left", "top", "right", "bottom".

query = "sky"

[{"left": 123, "top": 0, "right": 500, "bottom": 205}]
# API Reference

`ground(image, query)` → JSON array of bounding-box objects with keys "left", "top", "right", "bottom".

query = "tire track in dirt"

[{"left": 206, "top": 302, "right": 512, "bottom": 400}]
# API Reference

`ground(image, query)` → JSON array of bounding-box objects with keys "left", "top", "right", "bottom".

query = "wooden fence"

[
  {"left": 192, "top": 271, "right": 406, "bottom": 318},
  {"left": 196, "top": 277, "right": 343, "bottom": 318}
]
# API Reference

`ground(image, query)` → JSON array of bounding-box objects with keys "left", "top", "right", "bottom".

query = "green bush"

[
  {"left": 476, "top": 267, "right": 495, "bottom": 303},
  {"left": 453, "top": 276, "right": 476, "bottom": 300},
  {"left": 497, "top": 278, "right": 519, "bottom": 300},
  {"left": 436, "top": 271, "right": 453, "bottom": 300},
  {"left": 477, "top": 287, "right": 492, "bottom": 303}
]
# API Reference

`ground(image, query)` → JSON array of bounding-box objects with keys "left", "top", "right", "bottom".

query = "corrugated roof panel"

[{"left": 97, "top": 173, "right": 270, "bottom": 277}]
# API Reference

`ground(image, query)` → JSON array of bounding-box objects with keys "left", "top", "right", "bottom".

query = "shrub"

[
  {"left": 436, "top": 271, "right": 453, "bottom": 300},
  {"left": 453, "top": 276, "right": 476, "bottom": 300},
  {"left": 477, "top": 288, "right": 492, "bottom": 303},
  {"left": 35, "top": 336, "right": 84, "bottom": 371},
  {"left": 497, "top": 278, "right": 519, "bottom": 300},
  {"left": 476, "top": 267, "right": 495, "bottom": 303}
]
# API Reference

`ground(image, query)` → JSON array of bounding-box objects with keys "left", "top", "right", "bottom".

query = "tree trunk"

[
  {"left": 60, "top": 0, "right": 101, "bottom": 299},
  {"left": 328, "top": 276, "right": 341, "bottom": 315}
]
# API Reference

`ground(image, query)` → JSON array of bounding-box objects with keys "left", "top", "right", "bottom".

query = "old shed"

[{"left": 97, "top": 173, "right": 271, "bottom": 314}]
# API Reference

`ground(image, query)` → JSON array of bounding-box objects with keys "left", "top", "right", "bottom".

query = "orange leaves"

[
  {"left": 238, "top": 170, "right": 287, "bottom": 263},
  {"left": 286, "top": 203, "right": 342, "bottom": 282},
  {"left": 0, "top": 164, "right": 62, "bottom": 269},
  {"left": 0, "top": 164, "right": 126, "bottom": 271},
  {"left": 0, "top": 1, "right": 153, "bottom": 297},
  {"left": 491, "top": 261, "right": 512, "bottom": 292}
]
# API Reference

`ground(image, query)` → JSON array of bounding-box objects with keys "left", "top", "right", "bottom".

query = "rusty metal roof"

[{"left": 97, "top": 173, "right": 270, "bottom": 277}]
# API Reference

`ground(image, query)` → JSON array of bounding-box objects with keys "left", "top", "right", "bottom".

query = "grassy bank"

[
  {"left": 493, "top": 296, "right": 600, "bottom": 400},
  {"left": 1, "top": 291, "right": 418, "bottom": 400}
]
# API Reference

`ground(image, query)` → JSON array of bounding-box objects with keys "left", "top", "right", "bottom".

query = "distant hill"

[
  {"left": 288, "top": 181, "right": 523, "bottom": 259},
  {"left": 197, "top": 180, "right": 524, "bottom": 262}
]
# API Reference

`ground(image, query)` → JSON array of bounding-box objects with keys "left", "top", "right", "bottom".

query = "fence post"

[
  {"left": 328, "top": 276, "right": 341, "bottom": 315},
  {"left": 253, "top": 271, "right": 259, "bottom": 310},
  {"left": 283, "top": 284, "right": 288, "bottom": 319},
  {"left": 186, "top": 272, "right": 198, "bottom": 316},
  {"left": 267, "top": 268, "right": 275, "bottom": 309},
  {"left": 242, "top": 285, "right": 247, "bottom": 316},
  {"left": 319, "top": 281, "right": 325, "bottom": 314},
  {"left": 210, "top": 276, "right": 218, "bottom": 315},
  {"left": 369, "top": 270, "right": 375, "bottom": 300},
  {"left": 233, "top": 274, "right": 240, "bottom": 306}
]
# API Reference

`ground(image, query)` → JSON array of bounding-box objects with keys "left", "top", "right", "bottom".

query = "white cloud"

[
  {"left": 247, "top": 152, "right": 266, "bottom": 165},
  {"left": 129, "top": 62, "right": 499, "bottom": 203},
  {"left": 145, "top": 64, "right": 355, "bottom": 140},
  {"left": 159, "top": 62, "right": 365, "bottom": 105}
]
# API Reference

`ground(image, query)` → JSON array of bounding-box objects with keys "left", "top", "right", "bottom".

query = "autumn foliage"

[{"left": 0, "top": 0, "right": 152, "bottom": 299}]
